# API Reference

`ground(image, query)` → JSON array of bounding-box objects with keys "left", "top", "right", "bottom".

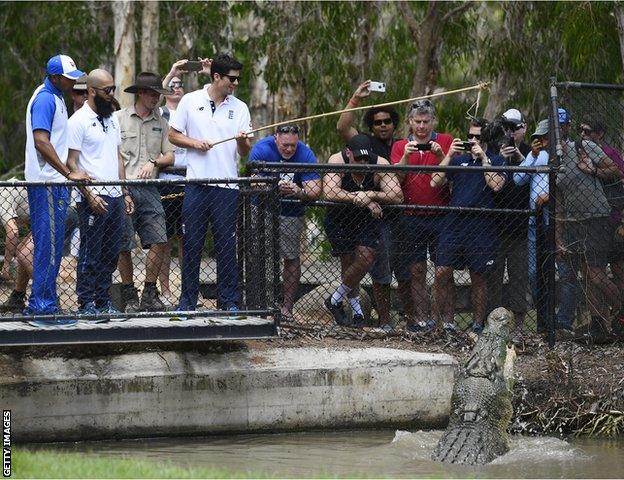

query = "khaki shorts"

[
  {"left": 0, "top": 185, "right": 29, "bottom": 225},
  {"left": 280, "top": 215, "right": 305, "bottom": 260}
]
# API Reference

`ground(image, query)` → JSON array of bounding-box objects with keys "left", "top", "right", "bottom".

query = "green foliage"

[{"left": 1, "top": 1, "right": 623, "bottom": 174}]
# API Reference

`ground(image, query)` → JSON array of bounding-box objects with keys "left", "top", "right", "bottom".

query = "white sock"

[
  {"left": 331, "top": 283, "right": 351, "bottom": 305},
  {"left": 349, "top": 296, "right": 363, "bottom": 316}
]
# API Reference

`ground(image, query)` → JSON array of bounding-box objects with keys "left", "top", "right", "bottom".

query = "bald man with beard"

[{"left": 67, "top": 69, "right": 134, "bottom": 319}]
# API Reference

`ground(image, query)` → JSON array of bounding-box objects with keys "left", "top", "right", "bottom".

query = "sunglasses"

[
  {"left": 373, "top": 118, "right": 393, "bottom": 126},
  {"left": 73, "top": 89, "right": 87, "bottom": 96},
  {"left": 411, "top": 99, "right": 433, "bottom": 109},
  {"left": 466, "top": 133, "right": 481, "bottom": 140},
  {"left": 222, "top": 74, "right": 240, "bottom": 83},
  {"left": 511, "top": 123, "right": 525, "bottom": 131},
  {"left": 93, "top": 85, "right": 116, "bottom": 95},
  {"left": 169, "top": 81, "right": 184, "bottom": 89},
  {"left": 277, "top": 125, "right": 300, "bottom": 134}
]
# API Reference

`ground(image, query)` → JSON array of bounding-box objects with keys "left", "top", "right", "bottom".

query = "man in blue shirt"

[
  {"left": 24, "top": 54, "right": 91, "bottom": 326},
  {"left": 249, "top": 126, "right": 321, "bottom": 322},
  {"left": 430, "top": 118, "right": 507, "bottom": 334}
]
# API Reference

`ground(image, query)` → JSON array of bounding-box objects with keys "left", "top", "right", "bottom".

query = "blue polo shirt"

[
  {"left": 249, "top": 135, "right": 320, "bottom": 217},
  {"left": 31, "top": 77, "right": 63, "bottom": 133},
  {"left": 447, "top": 151, "right": 506, "bottom": 209}
]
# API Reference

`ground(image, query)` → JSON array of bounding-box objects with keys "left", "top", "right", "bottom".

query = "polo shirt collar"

[
  {"left": 205, "top": 85, "right": 230, "bottom": 105},
  {"left": 44, "top": 77, "right": 63, "bottom": 98},
  {"left": 129, "top": 104, "right": 158, "bottom": 121},
  {"left": 82, "top": 102, "right": 99, "bottom": 119}
]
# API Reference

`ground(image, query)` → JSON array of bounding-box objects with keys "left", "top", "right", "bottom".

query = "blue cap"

[
  {"left": 558, "top": 108, "right": 570, "bottom": 125},
  {"left": 46, "top": 54, "right": 85, "bottom": 80}
]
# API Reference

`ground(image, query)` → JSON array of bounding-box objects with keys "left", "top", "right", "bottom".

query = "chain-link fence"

[
  {"left": 250, "top": 157, "right": 553, "bottom": 341},
  {"left": 0, "top": 177, "right": 279, "bottom": 327},
  {"left": 551, "top": 80, "right": 624, "bottom": 342}
]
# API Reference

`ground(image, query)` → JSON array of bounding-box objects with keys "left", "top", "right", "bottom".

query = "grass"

[{"left": 11, "top": 448, "right": 273, "bottom": 479}]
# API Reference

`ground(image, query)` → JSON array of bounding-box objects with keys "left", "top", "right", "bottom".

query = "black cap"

[{"left": 348, "top": 134, "right": 373, "bottom": 159}]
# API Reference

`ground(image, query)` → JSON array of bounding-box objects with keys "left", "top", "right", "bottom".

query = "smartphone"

[
  {"left": 369, "top": 81, "right": 386, "bottom": 93},
  {"left": 416, "top": 143, "right": 431, "bottom": 151},
  {"left": 505, "top": 135, "right": 515, "bottom": 148},
  {"left": 185, "top": 61, "right": 203, "bottom": 72}
]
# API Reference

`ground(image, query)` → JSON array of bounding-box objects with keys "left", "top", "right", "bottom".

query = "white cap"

[{"left": 502, "top": 108, "right": 524, "bottom": 125}]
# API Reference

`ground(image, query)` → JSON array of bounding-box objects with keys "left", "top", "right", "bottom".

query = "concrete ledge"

[{"left": 0, "top": 348, "right": 457, "bottom": 442}]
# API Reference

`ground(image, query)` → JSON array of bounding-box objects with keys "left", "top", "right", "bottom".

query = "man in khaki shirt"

[{"left": 115, "top": 72, "right": 174, "bottom": 312}]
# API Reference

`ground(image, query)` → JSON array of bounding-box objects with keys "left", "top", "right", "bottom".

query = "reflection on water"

[{"left": 57, "top": 430, "right": 623, "bottom": 478}]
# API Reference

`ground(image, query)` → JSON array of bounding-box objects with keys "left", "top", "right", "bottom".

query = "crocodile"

[{"left": 431, "top": 307, "right": 516, "bottom": 465}]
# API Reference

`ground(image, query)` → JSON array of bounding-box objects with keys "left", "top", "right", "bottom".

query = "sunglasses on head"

[
  {"left": 373, "top": 118, "right": 393, "bottom": 126},
  {"left": 411, "top": 99, "right": 433, "bottom": 109},
  {"left": 93, "top": 85, "right": 116, "bottom": 95},
  {"left": 277, "top": 125, "right": 300, "bottom": 135},
  {"left": 222, "top": 74, "right": 240, "bottom": 83},
  {"left": 466, "top": 133, "right": 481, "bottom": 140}
]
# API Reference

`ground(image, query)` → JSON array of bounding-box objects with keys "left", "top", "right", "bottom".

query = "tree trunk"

[
  {"left": 411, "top": 3, "right": 441, "bottom": 96},
  {"left": 615, "top": 3, "right": 624, "bottom": 72},
  {"left": 112, "top": 0, "right": 136, "bottom": 109},
  {"left": 140, "top": 0, "right": 159, "bottom": 73}
]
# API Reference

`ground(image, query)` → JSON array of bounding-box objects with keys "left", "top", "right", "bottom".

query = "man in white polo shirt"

[
  {"left": 67, "top": 69, "right": 135, "bottom": 318},
  {"left": 168, "top": 54, "right": 252, "bottom": 312},
  {"left": 24, "top": 54, "right": 91, "bottom": 325}
]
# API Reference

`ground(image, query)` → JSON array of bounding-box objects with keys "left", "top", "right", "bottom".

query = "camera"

[
  {"left": 459, "top": 141, "right": 473, "bottom": 151},
  {"left": 369, "top": 81, "right": 386, "bottom": 93},
  {"left": 185, "top": 61, "right": 203, "bottom": 72},
  {"left": 416, "top": 143, "right": 431, "bottom": 151}
]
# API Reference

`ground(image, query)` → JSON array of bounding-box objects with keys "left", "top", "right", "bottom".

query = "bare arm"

[
  {"left": 169, "top": 126, "right": 211, "bottom": 151},
  {"left": 370, "top": 158, "right": 403, "bottom": 204},
  {"left": 118, "top": 150, "right": 134, "bottom": 215},
  {"left": 323, "top": 153, "right": 353, "bottom": 203},
  {"left": 431, "top": 139, "right": 461, "bottom": 188},
  {"left": 34, "top": 130, "right": 91, "bottom": 181},
  {"left": 300, "top": 178, "right": 322, "bottom": 201},
  {"left": 595, "top": 155, "right": 621, "bottom": 180},
  {"left": 336, "top": 80, "right": 371, "bottom": 143}
]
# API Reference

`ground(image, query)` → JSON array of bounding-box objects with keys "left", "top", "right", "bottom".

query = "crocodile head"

[{"left": 465, "top": 307, "right": 515, "bottom": 385}]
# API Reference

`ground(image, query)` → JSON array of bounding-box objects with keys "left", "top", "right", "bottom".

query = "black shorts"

[
  {"left": 562, "top": 217, "right": 611, "bottom": 268},
  {"left": 324, "top": 216, "right": 382, "bottom": 256},
  {"left": 159, "top": 184, "right": 184, "bottom": 239}
]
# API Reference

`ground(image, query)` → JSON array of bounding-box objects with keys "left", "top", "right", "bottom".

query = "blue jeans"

[
  {"left": 26, "top": 185, "right": 69, "bottom": 314},
  {"left": 76, "top": 196, "right": 124, "bottom": 307},
  {"left": 555, "top": 257, "right": 578, "bottom": 329},
  {"left": 528, "top": 216, "right": 576, "bottom": 329},
  {"left": 179, "top": 185, "right": 240, "bottom": 310}
]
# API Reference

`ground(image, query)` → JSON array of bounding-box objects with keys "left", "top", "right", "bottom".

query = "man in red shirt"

[{"left": 390, "top": 100, "right": 453, "bottom": 332}]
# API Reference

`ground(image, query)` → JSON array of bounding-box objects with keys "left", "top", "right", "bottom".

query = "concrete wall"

[{"left": 0, "top": 348, "right": 457, "bottom": 442}]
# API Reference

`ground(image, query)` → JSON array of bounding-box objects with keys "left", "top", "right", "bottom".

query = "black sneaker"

[
  {"left": 121, "top": 285, "right": 140, "bottom": 313},
  {"left": 324, "top": 296, "right": 349, "bottom": 326},
  {"left": 0, "top": 290, "right": 26, "bottom": 313},
  {"left": 352, "top": 313, "right": 366, "bottom": 328},
  {"left": 140, "top": 284, "right": 166, "bottom": 312}
]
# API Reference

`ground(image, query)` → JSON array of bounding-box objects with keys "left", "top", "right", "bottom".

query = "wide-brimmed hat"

[{"left": 124, "top": 72, "right": 172, "bottom": 95}]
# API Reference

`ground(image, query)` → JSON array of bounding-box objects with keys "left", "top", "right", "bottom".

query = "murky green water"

[{"left": 56, "top": 429, "right": 623, "bottom": 478}]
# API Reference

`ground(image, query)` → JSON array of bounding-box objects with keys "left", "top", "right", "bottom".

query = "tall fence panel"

[{"left": 551, "top": 81, "right": 624, "bottom": 341}]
